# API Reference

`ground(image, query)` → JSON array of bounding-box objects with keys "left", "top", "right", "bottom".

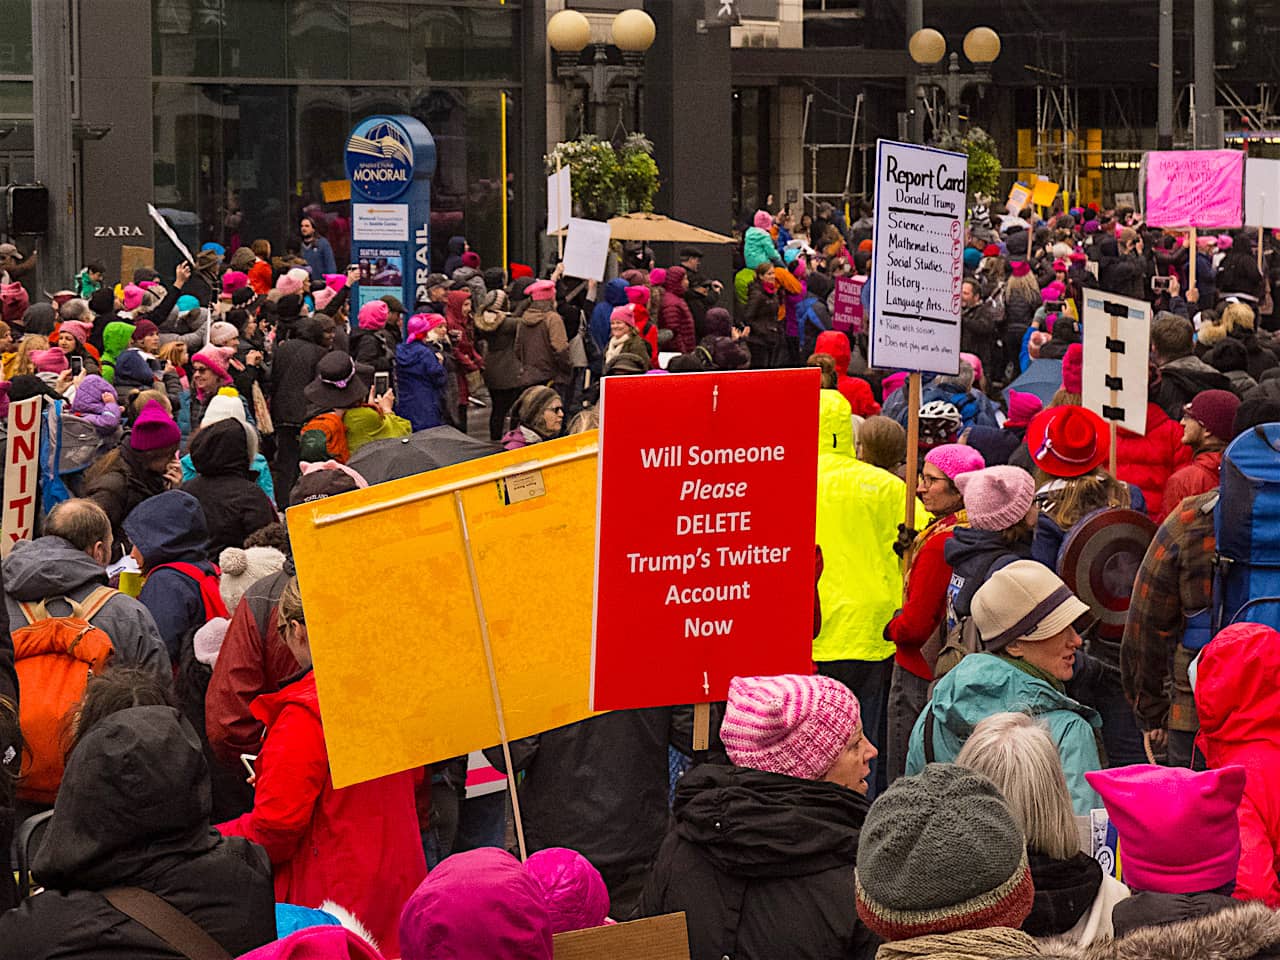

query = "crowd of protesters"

[{"left": 1, "top": 194, "right": 1280, "bottom": 959}]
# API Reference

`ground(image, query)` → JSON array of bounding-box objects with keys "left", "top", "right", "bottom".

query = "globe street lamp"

[
  {"left": 909, "top": 26, "right": 1000, "bottom": 137},
  {"left": 548, "top": 7, "right": 656, "bottom": 141}
]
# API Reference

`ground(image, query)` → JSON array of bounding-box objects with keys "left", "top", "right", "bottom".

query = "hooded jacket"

[
  {"left": 515, "top": 300, "right": 571, "bottom": 388},
  {"left": 1154, "top": 354, "right": 1233, "bottom": 420},
  {"left": 100, "top": 320, "right": 136, "bottom": 385},
  {"left": 218, "top": 670, "right": 426, "bottom": 956},
  {"left": 943, "top": 525, "right": 1031, "bottom": 625},
  {"left": 0, "top": 705, "right": 276, "bottom": 958},
  {"left": 590, "top": 278, "right": 629, "bottom": 349},
  {"left": 1194, "top": 622, "right": 1280, "bottom": 907},
  {"left": 3, "top": 535, "right": 169, "bottom": 676},
  {"left": 271, "top": 317, "right": 331, "bottom": 426},
  {"left": 1115, "top": 402, "right": 1193, "bottom": 522},
  {"left": 395, "top": 338, "right": 449, "bottom": 431},
  {"left": 659, "top": 267, "right": 697, "bottom": 354},
  {"left": 814, "top": 331, "right": 880, "bottom": 417},
  {"left": 84, "top": 444, "right": 171, "bottom": 551},
  {"left": 744, "top": 225, "right": 782, "bottom": 270},
  {"left": 640, "top": 764, "right": 879, "bottom": 960},
  {"left": 126, "top": 490, "right": 219, "bottom": 660},
  {"left": 183, "top": 419, "right": 278, "bottom": 560},
  {"left": 443, "top": 235, "right": 467, "bottom": 277},
  {"left": 814, "top": 392, "right": 902, "bottom": 664},
  {"left": 69, "top": 373, "right": 123, "bottom": 435},
  {"left": 1036, "top": 899, "right": 1280, "bottom": 960},
  {"left": 906, "top": 653, "right": 1103, "bottom": 814}
]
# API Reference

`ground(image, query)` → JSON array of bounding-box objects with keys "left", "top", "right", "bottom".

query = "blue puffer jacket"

[
  {"left": 123, "top": 490, "right": 218, "bottom": 661},
  {"left": 906, "top": 652, "right": 1104, "bottom": 814},
  {"left": 589, "top": 279, "right": 630, "bottom": 350},
  {"left": 394, "top": 339, "right": 448, "bottom": 431}
]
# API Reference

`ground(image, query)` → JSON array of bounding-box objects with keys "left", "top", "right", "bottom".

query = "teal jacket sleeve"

[{"left": 1056, "top": 714, "right": 1104, "bottom": 814}]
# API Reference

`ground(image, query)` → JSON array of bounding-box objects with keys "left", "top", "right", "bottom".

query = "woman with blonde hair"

[
  {"left": 13, "top": 334, "right": 49, "bottom": 376},
  {"left": 957, "top": 712, "right": 1129, "bottom": 944}
]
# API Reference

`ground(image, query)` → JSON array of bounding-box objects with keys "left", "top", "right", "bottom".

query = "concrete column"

[
  {"left": 32, "top": 0, "right": 75, "bottom": 289},
  {"left": 643, "top": 0, "right": 733, "bottom": 283},
  {"left": 775, "top": 85, "right": 805, "bottom": 215},
  {"left": 1193, "top": 0, "right": 1216, "bottom": 149},
  {"left": 78, "top": 0, "right": 155, "bottom": 277},
  {"left": 1158, "top": 0, "right": 1174, "bottom": 149}
]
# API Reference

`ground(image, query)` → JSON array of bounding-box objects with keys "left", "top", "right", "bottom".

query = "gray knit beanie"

[{"left": 855, "top": 763, "right": 1034, "bottom": 941}]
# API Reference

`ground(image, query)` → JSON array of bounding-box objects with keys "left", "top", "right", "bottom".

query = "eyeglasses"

[
  {"left": 549, "top": 405, "right": 564, "bottom": 414},
  {"left": 918, "top": 473, "right": 949, "bottom": 487}
]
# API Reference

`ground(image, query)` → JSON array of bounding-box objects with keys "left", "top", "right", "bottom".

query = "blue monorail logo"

[{"left": 345, "top": 118, "right": 415, "bottom": 201}]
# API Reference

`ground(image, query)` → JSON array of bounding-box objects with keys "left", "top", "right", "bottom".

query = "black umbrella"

[{"left": 347, "top": 426, "right": 501, "bottom": 484}]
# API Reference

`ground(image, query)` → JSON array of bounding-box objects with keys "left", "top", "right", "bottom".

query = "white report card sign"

[{"left": 869, "top": 139, "right": 967, "bottom": 375}]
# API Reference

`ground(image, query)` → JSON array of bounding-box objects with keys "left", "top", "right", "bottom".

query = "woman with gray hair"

[{"left": 956, "top": 712, "right": 1129, "bottom": 945}]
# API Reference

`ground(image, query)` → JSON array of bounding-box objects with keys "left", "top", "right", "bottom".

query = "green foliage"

[
  {"left": 934, "top": 126, "right": 1001, "bottom": 200},
  {"left": 546, "top": 134, "right": 661, "bottom": 219}
]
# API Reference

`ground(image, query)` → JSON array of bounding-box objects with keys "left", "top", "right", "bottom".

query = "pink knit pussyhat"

[{"left": 720, "top": 674, "right": 860, "bottom": 780}]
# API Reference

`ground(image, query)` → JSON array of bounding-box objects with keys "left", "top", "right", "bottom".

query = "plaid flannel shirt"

[{"left": 1121, "top": 490, "right": 1217, "bottom": 732}]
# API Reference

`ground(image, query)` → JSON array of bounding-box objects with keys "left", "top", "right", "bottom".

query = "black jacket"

[
  {"left": 83, "top": 445, "right": 169, "bottom": 554},
  {"left": 349, "top": 327, "right": 395, "bottom": 374},
  {"left": 0, "top": 705, "right": 276, "bottom": 958},
  {"left": 486, "top": 707, "right": 705, "bottom": 919},
  {"left": 270, "top": 317, "right": 330, "bottom": 426},
  {"left": 641, "top": 765, "right": 878, "bottom": 960},
  {"left": 182, "top": 420, "right": 277, "bottom": 559},
  {"left": 1154, "top": 354, "right": 1234, "bottom": 420},
  {"left": 1024, "top": 850, "right": 1104, "bottom": 937}
]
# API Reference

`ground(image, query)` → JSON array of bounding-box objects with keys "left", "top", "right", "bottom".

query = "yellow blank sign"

[
  {"left": 322, "top": 179, "right": 352, "bottom": 203},
  {"left": 1032, "top": 178, "right": 1060, "bottom": 208},
  {"left": 288, "top": 433, "right": 599, "bottom": 788}
]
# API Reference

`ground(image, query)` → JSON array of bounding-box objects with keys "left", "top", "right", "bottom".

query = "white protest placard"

[
  {"left": 1, "top": 397, "right": 41, "bottom": 557},
  {"left": 1115, "top": 191, "right": 1137, "bottom": 210},
  {"left": 869, "top": 139, "right": 967, "bottom": 374},
  {"left": 1245, "top": 157, "right": 1280, "bottom": 228},
  {"left": 1082, "top": 290, "right": 1151, "bottom": 434},
  {"left": 145, "top": 203, "right": 196, "bottom": 265},
  {"left": 547, "top": 167, "right": 572, "bottom": 234},
  {"left": 563, "top": 217, "right": 611, "bottom": 281},
  {"left": 352, "top": 202, "right": 409, "bottom": 242}
]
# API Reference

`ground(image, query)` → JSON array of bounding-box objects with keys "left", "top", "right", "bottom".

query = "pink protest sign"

[
  {"left": 832, "top": 275, "right": 866, "bottom": 334},
  {"left": 1145, "top": 150, "right": 1244, "bottom": 228}
]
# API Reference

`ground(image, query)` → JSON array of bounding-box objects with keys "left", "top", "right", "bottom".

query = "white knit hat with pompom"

[{"left": 218, "top": 545, "right": 287, "bottom": 614}]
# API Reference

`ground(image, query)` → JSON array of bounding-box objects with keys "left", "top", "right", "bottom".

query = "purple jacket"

[{"left": 69, "top": 373, "right": 122, "bottom": 435}]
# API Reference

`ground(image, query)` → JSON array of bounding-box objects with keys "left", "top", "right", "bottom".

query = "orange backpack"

[
  {"left": 13, "top": 585, "right": 117, "bottom": 804},
  {"left": 300, "top": 411, "right": 350, "bottom": 464}
]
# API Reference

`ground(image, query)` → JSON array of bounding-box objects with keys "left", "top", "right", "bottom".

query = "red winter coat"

[
  {"left": 218, "top": 672, "right": 426, "bottom": 955},
  {"left": 660, "top": 267, "right": 697, "bottom": 353},
  {"left": 885, "top": 512, "right": 964, "bottom": 680},
  {"left": 1115, "top": 403, "right": 1193, "bottom": 522},
  {"left": 814, "top": 331, "right": 881, "bottom": 417},
  {"left": 1195, "top": 623, "right": 1280, "bottom": 908},
  {"left": 1161, "top": 449, "right": 1223, "bottom": 519}
]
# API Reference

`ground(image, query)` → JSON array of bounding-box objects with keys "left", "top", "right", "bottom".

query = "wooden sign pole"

[
  {"left": 1189, "top": 227, "right": 1198, "bottom": 295},
  {"left": 904, "top": 372, "right": 922, "bottom": 532},
  {"left": 1259, "top": 223, "right": 1266, "bottom": 273},
  {"left": 453, "top": 490, "right": 527, "bottom": 861},
  {"left": 1108, "top": 312, "right": 1120, "bottom": 475},
  {"left": 556, "top": 156, "right": 565, "bottom": 262}
]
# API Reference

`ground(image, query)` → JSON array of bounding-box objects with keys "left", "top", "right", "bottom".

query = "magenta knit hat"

[
  {"left": 407, "top": 313, "right": 446, "bottom": 343},
  {"left": 1040, "top": 281, "right": 1065, "bottom": 303},
  {"left": 1010, "top": 261, "right": 1031, "bottom": 278},
  {"left": 400, "top": 848, "right": 553, "bottom": 960},
  {"left": 609, "top": 305, "right": 635, "bottom": 327},
  {"left": 129, "top": 399, "right": 181, "bottom": 452},
  {"left": 58, "top": 319, "right": 92, "bottom": 346},
  {"left": 954, "top": 466, "right": 1034, "bottom": 531},
  {"left": 721, "top": 674, "right": 860, "bottom": 781},
  {"left": 313, "top": 287, "right": 337, "bottom": 312},
  {"left": 121, "top": 283, "right": 146, "bottom": 312},
  {"left": 31, "top": 348, "right": 68, "bottom": 374},
  {"left": 191, "top": 347, "right": 234, "bottom": 385},
  {"left": 524, "top": 848, "right": 611, "bottom": 934},
  {"left": 1061, "top": 342, "right": 1083, "bottom": 394},
  {"left": 220, "top": 270, "right": 249, "bottom": 294},
  {"left": 625, "top": 286, "right": 648, "bottom": 307},
  {"left": 925, "top": 444, "right": 985, "bottom": 481},
  {"left": 527, "top": 280, "right": 556, "bottom": 301},
  {"left": 753, "top": 209, "right": 773, "bottom": 230},
  {"left": 960, "top": 351, "right": 983, "bottom": 384},
  {"left": 358, "top": 299, "right": 389, "bottom": 331},
  {"left": 1085, "top": 764, "right": 1245, "bottom": 894},
  {"left": 1005, "top": 389, "right": 1043, "bottom": 428},
  {"left": 648, "top": 268, "right": 667, "bottom": 287},
  {"left": 462, "top": 250, "right": 481, "bottom": 270}
]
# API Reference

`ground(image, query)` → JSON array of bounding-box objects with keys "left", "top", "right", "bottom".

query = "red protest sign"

[
  {"left": 832, "top": 276, "right": 866, "bottom": 333},
  {"left": 591, "top": 370, "right": 819, "bottom": 711}
]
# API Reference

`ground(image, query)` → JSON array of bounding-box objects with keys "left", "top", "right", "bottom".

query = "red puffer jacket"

[
  {"left": 660, "top": 266, "right": 697, "bottom": 353},
  {"left": 1195, "top": 623, "right": 1280, "bottom": 908},
  {"left": 218, "top": 671, "right": 426, "bottom": 955},
  {"left": 1115, "top": 402, "right": 1193, "bottom": 522},
  {"left": 814, "top": 331, "right": 881, "bottom": 417}
]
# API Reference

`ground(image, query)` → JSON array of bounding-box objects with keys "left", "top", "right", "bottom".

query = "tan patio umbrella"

[{"left": 554, "top": 212, "right": 735, "bottom": 244}]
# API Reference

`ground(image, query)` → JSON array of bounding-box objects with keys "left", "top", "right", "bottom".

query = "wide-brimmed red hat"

[{"left": 1026, "top": 405, "right": 1110, "bottom": 478}]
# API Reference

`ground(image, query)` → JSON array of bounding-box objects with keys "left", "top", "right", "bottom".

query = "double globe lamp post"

[
  {"left": 908, "top": 26, "right": 1001, "bottom": 137},
  {"left": 547, "top": 8, "right": 656, "bottom": 140}
]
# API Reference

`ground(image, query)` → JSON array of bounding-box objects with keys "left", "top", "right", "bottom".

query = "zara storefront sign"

[{"left": 345, "top": 115, "right": 436, "bottom": 314}]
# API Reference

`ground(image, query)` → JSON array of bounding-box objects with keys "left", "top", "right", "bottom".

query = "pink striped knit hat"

[{"left": 721, "top": 674, "right": 860, "bottom": 780}]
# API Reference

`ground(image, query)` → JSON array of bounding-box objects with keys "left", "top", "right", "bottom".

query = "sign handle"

[
  {"left": 1027, "top": 220, "right": 1034, "bottom": 262},
  {"left": 1189, "top": 227, "right": 1198, "bottom": 295},
  {"left": 904, "top": 372, "right": 922, "bottom": 532},
  {"left": 692, "top": 702, "right": 710, "bottom": 751},
  {"left": 1108, "top": 311, "right": 1120, "bottom": 475},
  {"left": 1259, "top": 222, "right": 1266, "bottom": 273},
  {"left": 556, "top": 156, "right": 565, "bottom": 262},
  {"left": 453, "top": 490, "right": 528, "bottom": 861}
]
